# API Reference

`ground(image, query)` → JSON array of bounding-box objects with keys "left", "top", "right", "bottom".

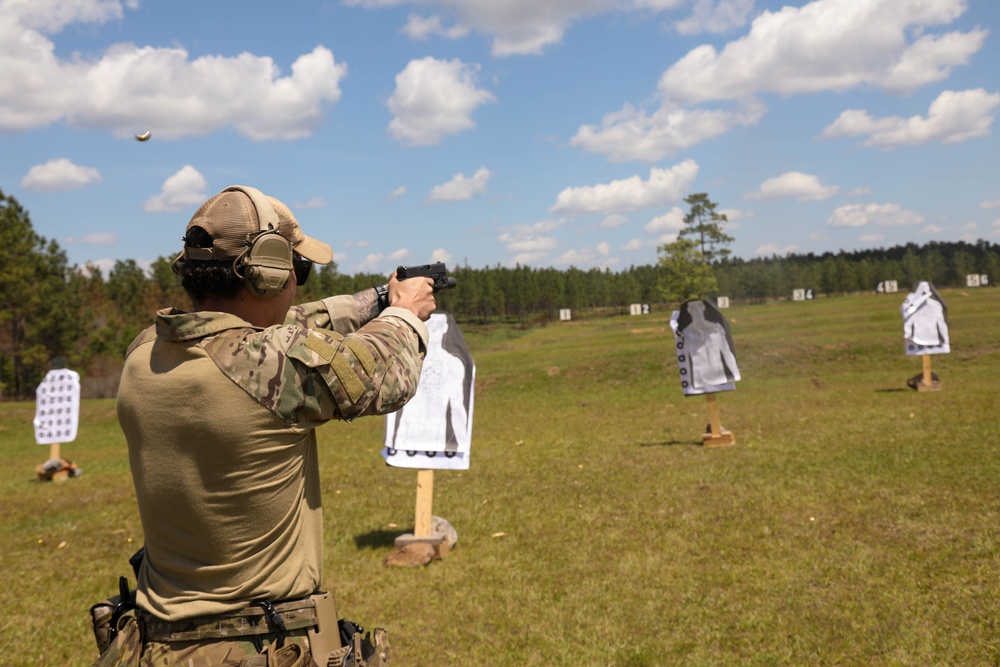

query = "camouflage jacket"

[{"left": 128, "top": 297, "right": 428, "bottom": 425}]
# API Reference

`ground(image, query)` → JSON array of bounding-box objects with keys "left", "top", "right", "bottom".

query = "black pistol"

[{"left": 396, "top": 262, "right": 457, "bottom": 292}]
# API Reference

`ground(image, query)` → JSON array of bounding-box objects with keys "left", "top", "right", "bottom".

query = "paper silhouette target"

[
  {"left": 33, "top": 369, "right": 81, "bottom": 444},
  {"left": 901, "top": 281, "right": 949, "bottom": 355},
  {"left": 670, "top": 299, "right": 741, "bottom": 395},
  {"left": 383, "top": 313, "right": 475, "bottom": 470}
]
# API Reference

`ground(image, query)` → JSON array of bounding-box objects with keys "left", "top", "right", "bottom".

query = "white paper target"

[
  {"left": 34, "top": 369, "right": 81, "bottom": 444},
  {"left": 670, "top": 300, "right": 740, "bottom": 396},
  {"left": 383, "top": 313, "right": 475, "bottom": 470},
  {"left": 901, "top": 281, "right": 950, "bottom": 355}
]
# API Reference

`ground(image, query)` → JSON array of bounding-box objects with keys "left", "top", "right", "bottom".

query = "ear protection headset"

[{"left": 228, "top": 185, "right": 294, "bottom": 298}]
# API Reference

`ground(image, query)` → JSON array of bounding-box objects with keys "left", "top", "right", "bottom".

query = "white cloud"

[
  {"left": 755, "top": 243, "right": 798, "bottom": 257},
  {"left": 859, "top": 234, "right": 884, "bottom": 242},
  {"left": 21, "top": 158, "right": 101, "bottom": 192},
  {"left": 402, "top": 14, "right": 470, "bottom": 40},
  {"left": 823, "top": 88, "right": 1000, "bottom": 148},
  {"left": 551, "top": 159, "right": 698, "bottom": 215},
  {"left": 921, "top": 224, "right": 945, "bottom": 234},
  {"left": 622, "top": 239, "right": 643, "bottom": 251},
  {"left": 746, "top": 171, "right": 839, "bottom": 201},
  {"left": 498, "top": 218, "right": 564, "bottom": 264},
  {"left": 718, "top": 208, "right": 750, "bottom": 230},
  {"left": 674, "top": 0, "right": 755, "bottom": 35},
  {"left": 0, "top": 3, "right": 348, "bottom": 139},
  {"left": 553, "top": 245, "right": 616, "bottom": 268},
  {"left": 66, "top": 232, "right": 117, "bottom": 245},
  {"left": 389, "top": 186, "right": 408, "bottom": 200},
  {"left": 600, "top": 214, "right": 628, "bottom": 229},
  {"left": 828, "top": 202, "right": 925, "bottom": 228},
  {"left": 979, "top": 199, "right": 1000, "bottom": 209},
  {"left": 428, "top": 167, "right": 492, "bottom": 202},
  {"left": 848, "top": 186, "right": 872, "bottom": 197},
  {"left": 431, "top": 248, "right": 453, "bottom": 263},
  {"left": 644, "top": 207, "right": 685, "bottom": 235},
  {"left": 143, "top": 165, "right": 208, "bottom": 213},
  {"left": 346, "top": 0, "right": 686, "bottom": 57},
  {"left": 960, "top": 222, "right": 977, "bottom": 231},
  {"left": 571, "top": 100, "right": 764, "bottom": 162},
  {"left": 294, "top": 197, "right": 327, "bottom": 209},
  {"left": 658, "top": 0, "right": 985, "bottom": 105},
  {"left": 357, "top": 248, "right": 410, "bottom": 273},
  {"left": 387, "top": 57, "right": 495, "bottom": 146}
]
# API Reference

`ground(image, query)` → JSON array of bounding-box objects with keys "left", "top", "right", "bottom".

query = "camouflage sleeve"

[
  {"left": 284, "top": 289, "right": 382, "bottom": 334},
  {"left": 201, "top": 309, "right": 426, "bottom": 425}
]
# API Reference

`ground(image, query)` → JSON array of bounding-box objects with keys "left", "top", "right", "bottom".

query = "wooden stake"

[
  {"left": 49, "top": 442, "right": 60, "bottom": 461},
  {"left": 702, "top": 393, "right": 735, "bottom": 447},
  {"left": 918, "top": 353, "right": 941, "bottom": 392},
  {"left": 414, "top": 469, "right": 434, "bottom": 537}
]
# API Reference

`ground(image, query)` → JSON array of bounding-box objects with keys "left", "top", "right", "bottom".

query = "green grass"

[{"left": 2, "top": 289, "right": 999, "bottom": 666}]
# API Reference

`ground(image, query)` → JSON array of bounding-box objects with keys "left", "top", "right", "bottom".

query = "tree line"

[{"left": 1, "top": 188, "right": 997, "bottom": 399}]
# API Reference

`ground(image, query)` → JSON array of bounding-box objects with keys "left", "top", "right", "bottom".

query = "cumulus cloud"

[
  {"left": 356, "top": 248, "right": 410, "bottom": 273},
  {"left": 571, "top": 99, "right": 764, "bottom": 162},
  {"left": 644, "top": 206, "right": 686, "bottom": 244},
  {"left": 755, "top": 243, "right": 798, "bottom": 257},
  {"left": 644, "top": 207, "right": 685, "bottom": 234},
  {"left": 497, "top": 218, "right": 564, "bottom": 264},
  {"left": 554, "top": 244, "right": 616, "bottom": 268},
  {"left": 746, "top": 171, "right": 839, "bottom": 201},
  {"left": 921, "top": 224, "right": 945, "bottom": 234},
  {"left": 66, "top": 232, "right": 117, "bottom": 245},
  {"left": 143, "top": 165, "right": 208, "bottom": 213},
  {"left": 431, "top": 248, "right": 453, "bottom": 263},
  {"left": 293, "top": 197, "right": 327, "bottom": 209},
  {"left": 980, "top": 200, "right": 1000, "bottom": 209},
  {"left": 0, "top": 3, "right": 348, "bottom": 139},
  {"left": 387, "top": 57, "right": 495, "bottom": 146},
  {"left": 658, "top": 0, "right": 985, "bottom": 105},
  {"left": 402, "top": 14, "right": 470, "bottom": 40},
  {"left": 550, "top": 159, "right": 698, "bottom": 215},
  {"left": 828, "top": 202, "right": 925, "bottom": 228},
  {"left": 388, "top": 186, "right": 408, "bottom": 200},
  {"left": 622, "top": 239, "right": 643, "bottom": 251},
  {"left": 21, "top": 158, "right": 101, "bottom": 192},
  {"left": 346, "top": 0, "right": 686, "bottom": 57},
  {"left": 822, "top": 88, "right": 1000, "bottom": 148},
  {"left": 674, "top": 0, "right": 755, "bottom": 35},
  {"left": 600, "top": 214, "right": 628, "bottom": 229},
  {"left": 428, "top": 167, "right": 492, "bottom": 202}
]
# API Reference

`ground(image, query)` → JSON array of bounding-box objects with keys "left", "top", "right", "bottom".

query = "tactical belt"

[{"left": 142, "top": 597, "right": 320, "bottom": 642}]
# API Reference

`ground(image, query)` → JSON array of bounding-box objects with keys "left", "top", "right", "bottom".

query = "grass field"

[{"left": 1, "top": 289, "right": 998, "bottom": 666}]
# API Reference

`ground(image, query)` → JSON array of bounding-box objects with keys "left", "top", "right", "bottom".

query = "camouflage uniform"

[{"left": 114, "top": 294, "right": 425, "bottom": 665}]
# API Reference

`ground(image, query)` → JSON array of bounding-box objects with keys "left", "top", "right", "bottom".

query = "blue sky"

[{"left": 2, "top": 0, "right": 999, "bottom": 277}]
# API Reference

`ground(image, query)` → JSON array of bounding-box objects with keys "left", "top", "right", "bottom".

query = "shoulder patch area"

[{"left": 125, "top": 326, "right": 157, "bottom": 359}]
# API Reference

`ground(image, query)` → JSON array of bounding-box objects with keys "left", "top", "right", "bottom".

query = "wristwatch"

[{"left": 374, "top": 283, "right": 390, "bottom": 311}]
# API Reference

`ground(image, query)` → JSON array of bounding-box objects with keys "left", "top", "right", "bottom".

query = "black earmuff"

[{"left": 228, "top": 186, "right": 293, "bottom": 298}]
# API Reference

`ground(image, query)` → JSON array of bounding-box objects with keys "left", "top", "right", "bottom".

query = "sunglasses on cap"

[{"left": 293, "top": 253, "right": 313, "bottom": 286}]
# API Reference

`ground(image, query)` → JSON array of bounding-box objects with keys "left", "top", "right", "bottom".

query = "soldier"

[{"left": 112, "top": 185, "right": 435, "bottom": 666}]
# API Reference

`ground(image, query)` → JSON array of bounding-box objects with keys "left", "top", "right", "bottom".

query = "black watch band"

[{"left": 374, "top": 284, "right": 390, "bottom": 311}]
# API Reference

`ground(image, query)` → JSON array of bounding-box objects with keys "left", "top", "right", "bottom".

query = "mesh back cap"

[{"left": 184, "top": 186, "right": 333, "bottom": 264}]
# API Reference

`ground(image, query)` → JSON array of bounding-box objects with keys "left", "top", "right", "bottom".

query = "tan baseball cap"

[{"left": 182, "top": 186, "right": 332, "bottom": 264}]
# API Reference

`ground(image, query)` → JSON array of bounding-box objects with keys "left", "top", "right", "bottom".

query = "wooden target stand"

[
  {"left": 703, "top": 393, "right": 735, "bottom": 447},
  {"left": 35, "top": 442, "right": 76, "bottom": 482},
  {"left": 915, "top": 353, "right": 941, "bottom": 392},
  {"left": 394, "top": 470, "right": 450, "bottom": 559}
]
